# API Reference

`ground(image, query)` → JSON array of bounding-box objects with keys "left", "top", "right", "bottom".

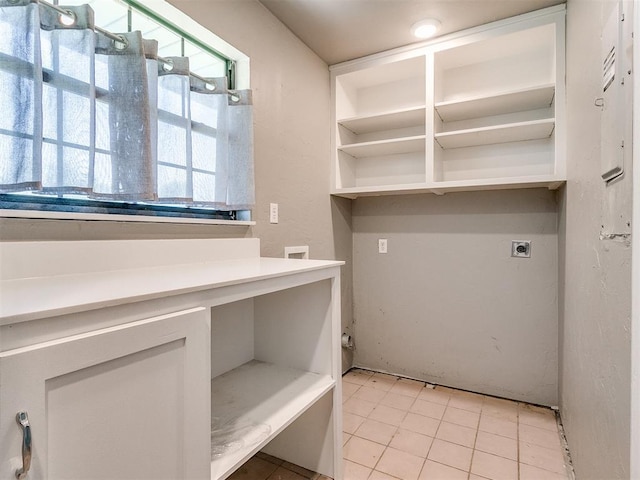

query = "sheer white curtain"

[{"left": 0, "top": 0, "right": 254, "bottom": 211}]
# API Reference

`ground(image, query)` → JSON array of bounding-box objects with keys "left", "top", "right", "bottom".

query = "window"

[{"left": 0, "top": 0, "right": 254, "bottom": 223}]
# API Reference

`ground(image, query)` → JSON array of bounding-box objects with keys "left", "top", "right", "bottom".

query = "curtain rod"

[{"left": 39, "top": 0, "right": 220, "bottom": 91}]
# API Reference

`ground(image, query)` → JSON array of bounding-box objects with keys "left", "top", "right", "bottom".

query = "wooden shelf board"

[
  {"left": 339, "top": 135, "right": 426, "bottom": 158},
  {"left": 210, "top": 360, "right": 334, "bottom": 480},
  {"left": 338, "top": 106, "right": 426, "bottom": 134},
  {"left": 435, "top": 119, "right": 555, "bottom": 150},
  {"left": 435, "top": 84, "right": 555, "bottom": 122},
  {"left": 332, "top": 177, "right": 565, "bottom": 198}
]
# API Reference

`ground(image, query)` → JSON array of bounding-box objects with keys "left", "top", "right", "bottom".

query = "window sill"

[{"left": 0, "top": 209, "right": 255, "bottom": 226}]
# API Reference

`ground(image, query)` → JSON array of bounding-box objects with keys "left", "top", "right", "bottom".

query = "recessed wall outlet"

[
  {"left": 378, "top": 239, "right": 388, "bottom": 254},
  {"left": 511, "top": 240, "right": 531, "bottom": 258}
]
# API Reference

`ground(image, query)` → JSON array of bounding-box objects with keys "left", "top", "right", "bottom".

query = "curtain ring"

[
  {"left": 229, "top": 93, "right": 240, "bottom": 103},
  {"left": 58, "top": 9, "right": 76, "bottom": 27},
  {"left": 162, "top": 59, "right": 174, "bottom": 72},
  {"left": 113, "top": 35, "right": 129, "bottom": 51},
  {"left": 205, "top": 83, "right": 216, "bottom": 91}
]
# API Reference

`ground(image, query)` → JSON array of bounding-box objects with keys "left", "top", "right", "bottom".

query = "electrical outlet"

[
  {"left": 378, "top": 239, "right": 388, "bottom": 254},
  {"left": 511, "top": 240, "right": 531, "bottom": 258},
  {"left": 269, "top": 203, "right": 278, "bottom": 224}
]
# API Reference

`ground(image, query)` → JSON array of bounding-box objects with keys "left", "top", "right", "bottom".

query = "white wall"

[
  {"left": 352, "top": 188, "right": 559, "bottom": 406},
  {"left": 559, "top": 0, "right": 633, "bottom": 477}
]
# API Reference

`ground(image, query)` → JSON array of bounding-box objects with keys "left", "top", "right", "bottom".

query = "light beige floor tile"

[
  {"left": 368, "top": 470, "right": 400, "bottom": 480},
  {"left": 267, "top": 466, "right": 307, "bottom": 480},
  {"left": 365, "top": 374, "right": 398, "bottom": 392},
  {"left": 343, "top": 382, "right": 361, "bottom": 402},
  {"left": 519, "top": 463, "right": 570, "bottom": 480},
  {"left": 474, "top": 430, "right": 517, "bottom": 461},
  {"left": 443, "top": 406, "right": 480, "bottom": 429},
  {"left": 411, "top": 399, "right": 447, "bottom": 420},
  {"left": 344, "top": 433, "right": 352, "bottom": 446},
  {"left": 468, "top": 475, "right": 488, "bottom": 480},
  {"left": 344, "top": 397, "right": 378, "bottom": 417},
  {"left": 343, "top": 412, "right": 367, "bottom": 434},
  {"left": 343, "top": 459, "right": 372, "bottom": 480},
  {"left": 389, "top": 378, "right": 425, "bottom": 398},
  {"left": 435, "top": 421, "right": 477, "bottom": 448},
  {"left": 400, "top": 412, "right": 441, "bottom": 437},
  {"left": 229, "top": 456, "right": 279, "bottom": 480},
  {"left": 470, "top": 451, "right": 517, "bottom": 480},
  {"left": 369, "top": 404, "right": 408, "bottom": 426},
  {"left": 518, "top": 405, "right": 558, "bottom": 432},
  {"left": 427, "top": 439, "right": 473, "bottom": 472},
  {"left": 376, "top": 447, "right": 425, "bottom": 480},
  {"left": 355, "top": 418, "right": 398, "bottom": 446},
  {"left": 344, "top": 436, "right": 386, "bottom": 469},
  {"left": 519, "top": 441, "right": 567, "bottom": 474},
  {"left": 434, "top": 386, "right": 461, "bottom": 396},
  {"left": 481, "top": 398, "right": 518, "bottom": 423},
  {"left": 380, "top": 392, "right": 417, "bottom": 411},
  {"left": 389, "top": 429, "right": 434, "bottom": 458},
  {"left": 418, "top": 460, "right": 468, "bottom": 480},
  {"left": 478, "top": 414, "right": 517, "bottom": 439},
  {"left": 447, "top": 394, "right": 483, "bottom": 414},
  {"left": 417, "top": 388, "right": 451, "bottom": 406},
  {"left": 344, "top": 369, "right": 374, "bottom": 386},
  {"left": 354, "top": 386, "right": 389, "bottom": 404},
  {"left": 519, "top": 423, "right": 561, "bottom": 448}
]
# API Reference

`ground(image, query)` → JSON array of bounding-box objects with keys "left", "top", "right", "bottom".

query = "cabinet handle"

[{"left": 15, "top": 412, "right": 31, "bottom": 479}]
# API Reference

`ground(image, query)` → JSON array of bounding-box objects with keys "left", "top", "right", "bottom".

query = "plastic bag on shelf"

[{"left": 210, "top": 416, "right": 271, "bottom": 458}]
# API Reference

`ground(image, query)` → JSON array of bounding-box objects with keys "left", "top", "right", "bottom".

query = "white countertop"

[{"left": 0, "top": 257, "right": 343, "bottom": 325}]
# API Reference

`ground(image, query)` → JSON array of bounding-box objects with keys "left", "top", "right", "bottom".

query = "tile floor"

[
  {"left": 229, "top": 452, "right": 332, "bottom": 480},
  {"left": 342, "top": 369, "right": 572, "bottom": 480}
]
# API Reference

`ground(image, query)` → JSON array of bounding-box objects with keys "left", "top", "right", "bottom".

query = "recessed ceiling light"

[{"left": 411, "top": 19, "right": 440, "bottom": 39}]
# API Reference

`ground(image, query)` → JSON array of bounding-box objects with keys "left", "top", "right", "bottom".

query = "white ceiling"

[{"left": 258, "top": 0, "right": 566, "bottom": 65}]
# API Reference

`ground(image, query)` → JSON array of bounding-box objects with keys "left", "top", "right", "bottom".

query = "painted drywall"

[
  {"left": 352, "top": 189, "right": 559, "bottom": 406},
  {"left": 0, "top": 0, "right": 354, "bottom": 370},
  {"left": 558, "top": 0, "right": 632, "bottom": 477}
]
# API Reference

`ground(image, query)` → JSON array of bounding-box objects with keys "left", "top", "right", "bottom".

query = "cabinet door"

[{"left": 0, "top": 307, "right": 211, "bottom": 480}]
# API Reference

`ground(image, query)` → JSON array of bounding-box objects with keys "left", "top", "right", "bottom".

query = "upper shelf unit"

[
  {"left": 431, "top": 18, "right": 562, "bottom": 184},
  {"left": 331, "top": 4, "right": 566, "bottom": 198},
  {"left": 333, "top": 54, "right": 428, "bottom": 193}
]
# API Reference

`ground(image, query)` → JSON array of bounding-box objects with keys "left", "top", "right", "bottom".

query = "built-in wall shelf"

[
  {"left": 210, "top": 360, "right": 334, "bottom": 480},
  {"left": 434, "top": 84, "right": 555, "bottom": 122},
  {"left": 330, "top": 5, "right": 566, "bottom": 198},
  {"left": 338, "top": 136, "right": 426, "bottom": 158},
  {"left": 338, "top": 106, "right": 426, "bottom": 135},
  {"left": 435, "top": 118, "right": 555, "bottom": 150}
]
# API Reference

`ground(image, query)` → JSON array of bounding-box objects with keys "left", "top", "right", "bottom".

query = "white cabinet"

[
  {"left": 331, "top": 5, "right": 566, "bottom": 198},
  {"left": 0, "top": 239, "right": 343, "bottom": 480},
  {"left": 0, "top": 307, "right": 211, "bottom": 480}
]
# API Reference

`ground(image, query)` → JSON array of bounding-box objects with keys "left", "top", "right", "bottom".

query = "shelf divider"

[
  {"left": 435, "top": 118, "right": 555, "bottom": 150},
  {"left": 339, "top": 135, "right": 426, "bottom": 158},
  {"left": 338, "top": 106, "right": 426, "bottom": 135},
  {"left": 434, "top": 84, "right": 555, "bottom": 122}
]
